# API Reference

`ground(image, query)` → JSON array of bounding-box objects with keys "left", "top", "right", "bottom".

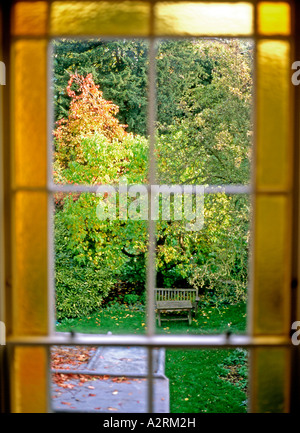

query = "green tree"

[
  {"left": 156, "top": 39, "right": 253, "bottom": 302},
  {"left": 157, "top": 39, "right": 253, "bottom": 185}
]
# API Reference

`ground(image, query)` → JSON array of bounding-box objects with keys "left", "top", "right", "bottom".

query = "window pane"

[
  {"left": 13, "top": 192, "right": 48, "bottom": 335},
  {"left": 156, "top": 38, "right": 253, "bottom": 186},
  {"left": 12, "top": 40, "right": 47, "bottom": 188},
  {"left": 12, "top": 346, "right": 48, "bottom": 413},
  {"left": 252, "top": 194, "right": 291, "bottom": 335},
  {"left": 51, "top": 39, "right": 149, "bottom": 186},
  {"left": 250, "top": 347, "right": 291, "bottom": 413},
  {"left": 53, "top": 193, "right": 147, "bottom": 334},
  {"left": 166, "top": 348, "right": 248, "bottom": 413},
  {"left": 256, "top": 40, "right": 292, "bottom": 192},
  {"left": 50, "top": 1, "right": 151, "bottom": 36},
  {"left": 50, "top": 345, "right": 166, "bottom": 412},
  {"left": 257, "top": 2, "right": 291, "bottom": 36},
  {"left": 154, "top": 2, "right": 253, "bottom": 36},
  {"left": 154, "top": 193, "right": 250, "bottom": 335},
  {"left": 12, "top": 1, "right": 49, "bottom": 36}
]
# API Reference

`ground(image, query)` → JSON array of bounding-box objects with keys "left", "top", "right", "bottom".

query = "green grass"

[
  {"left": 166, "top": 348, "right": 248, "bottom": 413},
  {"left": 56, "top": 301, "right": 248, "bottom": 413}
]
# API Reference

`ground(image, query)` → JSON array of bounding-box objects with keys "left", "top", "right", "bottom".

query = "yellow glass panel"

[
  {"left": 252, "top": 195, "right": 291, "bottom": 335},
  {"left": 12, "top": 346, "right": 48, "bottom": 413},
  {"left": 154, "top": 2, "right": 253, "bottom": 36},
  {"left": 258, "top": 2, "right": 291, "bottom": 36},
  {"left": 12, "top": 40, "right": 47, "bottom": 188},
  {"left": 50, "top": 1, "right": 150, "bottom": 36},
  {"left": 250, "top": 348, "right": 290, "bottom": 412},
  {"left": 13, "top": 192, "right": 48, "bottom": 336},
  {"left": 256, "top": 40, "right": 292, "bottom": 192},
  {"left": 12, "top": 2, "right": 48, "bottom": 36}
]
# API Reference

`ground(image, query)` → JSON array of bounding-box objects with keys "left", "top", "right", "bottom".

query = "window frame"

[{"left": 0, "top": 0, "right": 299, "bottom": 414}]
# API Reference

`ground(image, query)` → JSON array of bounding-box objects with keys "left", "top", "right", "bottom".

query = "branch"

[{"left": 121, "top": 248, "right": 144, "bottom": 258}]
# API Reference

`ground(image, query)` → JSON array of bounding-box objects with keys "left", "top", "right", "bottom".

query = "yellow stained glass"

[
  {"left": 13, "top": 192, "right": 48, "bottom": 336},
  {"left": 12, "top": 1, "right": 48, "bottom": 36},
  {"left": 12, "top": 40, "right": 47, "bottom": 188},
  {"left": 252, "top": 195, "right": 291, "bottom": 335},
  {"left": 50, "top": 1, "right": 150, "bottom": 36},
  {"left": 256, "top": 40, "right": 292, "bottom": 192},
  {"left": 154, "top": 2, "right": 253, "bottom": 36},
  {"left": 12, "top": 346, "right": 48, "bottom": 413},
  {"left": 258, "top": 2, "right": 291, "bottom": 36},
  {"left": 250, "top": 348, "right": 290, "bottom": 413}
]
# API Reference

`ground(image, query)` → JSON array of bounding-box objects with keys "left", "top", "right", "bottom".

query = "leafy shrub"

[
  {"left": 220, "top": 349, "right": 248, "bottom": 393},
  {"left": 55, "top": 216, "right": 114, "bottom": 320},
  {"left": 119, "top": 255, "right": 146, "bottom": 293}
]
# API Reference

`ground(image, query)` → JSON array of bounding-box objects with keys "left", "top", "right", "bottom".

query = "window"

[{"left": 0, "top": 0, "right": 299, "bottom": 413}]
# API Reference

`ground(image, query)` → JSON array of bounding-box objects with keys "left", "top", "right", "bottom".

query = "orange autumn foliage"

[{"left": 53, "top": 73, "right": 127, "bottom": 169}]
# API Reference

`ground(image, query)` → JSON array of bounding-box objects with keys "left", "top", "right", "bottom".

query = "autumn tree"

[{"left": 53, "top": 39, "right": 148, "bottom": 135}]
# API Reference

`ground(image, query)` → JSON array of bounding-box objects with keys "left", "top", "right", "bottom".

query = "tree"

[
  {"left": 53, "top": 72, "right": 128, "bottom": 172},
  {"left": 156, "top": 39, "right": 215, "bottom": 128},
  {"left": 52, "top": 39, "right": 148, "bottom": 135},
  {"left": 157, "top": 39, "right": 253, "bottom": 185},
  {"left": 156, "top": 39, "right": 253, "bottom": 302}
]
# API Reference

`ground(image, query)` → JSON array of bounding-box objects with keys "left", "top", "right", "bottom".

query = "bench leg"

[
  {"left": 158, "top": 311, "right": 161, "bottom": 327},
  {"left": 188, "top": 310, "right": 192, "bottom": 326}
]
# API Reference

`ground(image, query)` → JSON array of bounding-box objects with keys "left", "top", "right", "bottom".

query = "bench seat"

[
  {"left": 156, "top": 300, "right": 193, "bottom": 326},
  {"left": 154, "top": 288, "right": 199, "bottom": 327}
]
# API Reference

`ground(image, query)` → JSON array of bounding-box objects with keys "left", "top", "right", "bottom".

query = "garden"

[{"left": 52, "top": 38, "right": 253, "bottom": 413}]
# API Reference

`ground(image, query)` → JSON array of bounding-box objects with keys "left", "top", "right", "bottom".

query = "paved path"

[{"left": 51, "top": 345, "right": 169, "bottom": 413}]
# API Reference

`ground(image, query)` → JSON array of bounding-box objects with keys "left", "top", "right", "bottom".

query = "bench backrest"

[{"left": 154, "top": 288, "right": 198, "bottom": 304}]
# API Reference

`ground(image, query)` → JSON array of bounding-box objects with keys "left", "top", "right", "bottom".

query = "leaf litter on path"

[{"left": 51, "top": 345, "right": 97, "bottom": 389}]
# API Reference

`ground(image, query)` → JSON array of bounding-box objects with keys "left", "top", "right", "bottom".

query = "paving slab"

[
  {"left": 51, "top": 345, "right": 169, "bottom": 413},
  {"left": 52, "top": 376, "right": 169, "bottom": 413},
  {"left": 87, "top": 346, "right": 165, "bottom": 376}
]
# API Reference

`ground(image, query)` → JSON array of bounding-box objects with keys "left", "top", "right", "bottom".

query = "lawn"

[{"left": 55, "top": 301, "right": 248, "bottom": 413}]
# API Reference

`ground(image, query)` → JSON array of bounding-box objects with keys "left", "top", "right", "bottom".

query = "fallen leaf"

[
  {"left": 87, "top": 386, "right": 95, "bottom": 389},
  {"left": 61, "top": 402, "right": 71, "bottom": 406},
  {"left": 112, "top": 390, "right": 118, "bottom": 395},
  {"left": 108, "top": 407, "right": 118, "bottom": 411},
  {"left": 112, "top": 377, "right": 131, "bottom": 384},
  {"left": 88, "top": 393, "right": 96, "bottom": 397}
]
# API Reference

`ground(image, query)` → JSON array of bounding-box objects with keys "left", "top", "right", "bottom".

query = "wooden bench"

[{"left": 154, "top": 288, "right": 199, "bottom": 327}]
